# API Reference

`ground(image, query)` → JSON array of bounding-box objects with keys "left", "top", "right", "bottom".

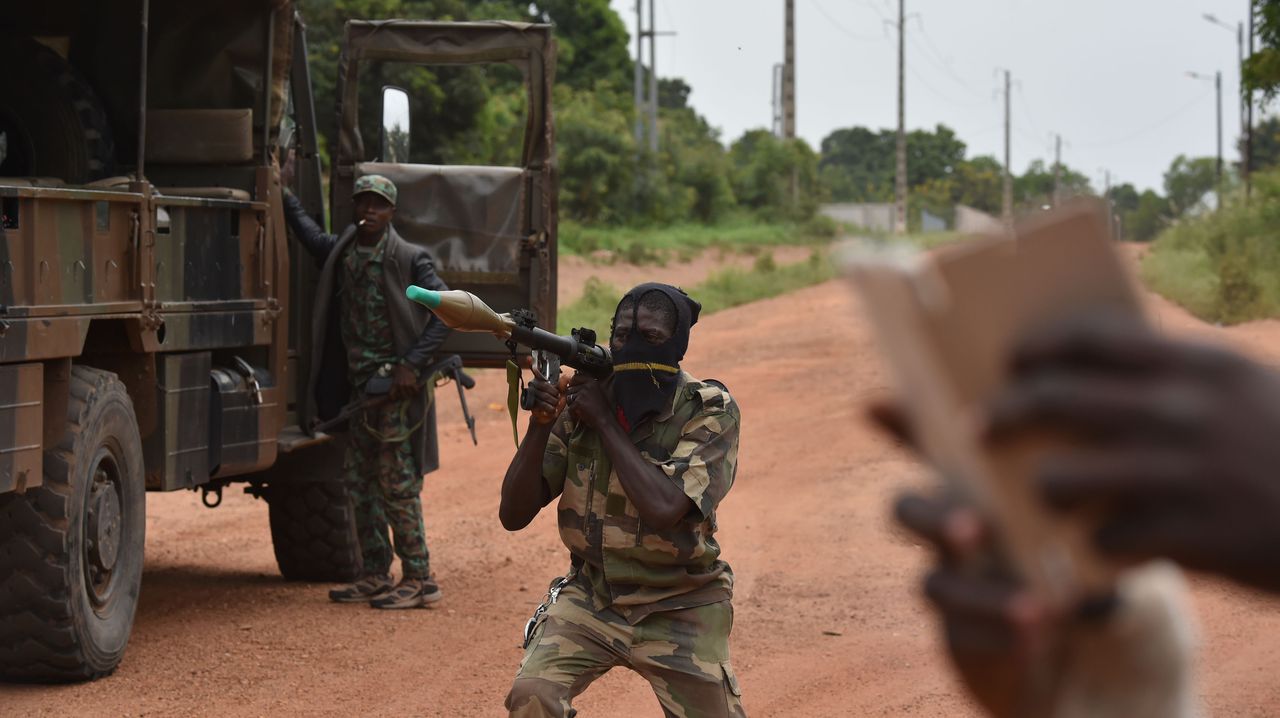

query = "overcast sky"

[{"left": 608, "top": 0, "right": 1255, "bottom": 193}]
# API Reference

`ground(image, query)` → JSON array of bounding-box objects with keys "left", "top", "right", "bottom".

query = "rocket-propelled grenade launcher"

[{"left": 406, "top": 287, "right": 612, "bottom": 413}]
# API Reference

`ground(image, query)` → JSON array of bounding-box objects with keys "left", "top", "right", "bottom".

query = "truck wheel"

[
  {"left": 267, "top": 480, "right": 362, "bottom": 582},
  {"left": 0, "top": 367, "right": 145, "bottom": 682},
  {"left": 263, "top": 440, "right": 361, "bottom": 582},
  {"left": 0, "top": 35, "right": 116, "bottom": 182}
]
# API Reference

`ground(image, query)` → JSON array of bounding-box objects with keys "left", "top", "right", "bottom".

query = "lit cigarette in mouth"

[{"left": 358, "top": 219, "right": 368, "bottom": 227}]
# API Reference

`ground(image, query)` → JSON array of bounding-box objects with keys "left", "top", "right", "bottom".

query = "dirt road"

[{"left": 6, "top": 262, "right": 1280, "bottom": 716}]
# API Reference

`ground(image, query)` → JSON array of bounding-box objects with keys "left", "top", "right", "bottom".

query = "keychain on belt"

[{"left": 523, "top": 568, "right": 577, "bottom": 648}]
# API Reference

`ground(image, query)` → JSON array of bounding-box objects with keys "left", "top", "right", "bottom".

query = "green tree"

[
  {"left": 817, "top": 124, "right": 966, "bottom": 203},
  {"left": 1245, "top": 0, "right": 1280, "bottom": 101},
  {"left": 1242, "top": 115, "right": 1280, "bottom": 171},
  {"left": 655, "top": 95, "right": 735, "bottom": 223},
  {"left": 293, "top": 1, "right": 786, "bottom": 228},
  {"left": 1108, "top": 183, "right": 1141, "bottom": 215},
  {"left": 730, "top": 130, "right": 821, "bottom": 221},
  {"left": 659, "top": 78, "right": 693, "bottom": 110},
  {"left": 817, "top": 126, "right": 894, "bottom": 202},
  {"left": 1014, "top": 159, "right": 1093, "bottom": 209},
  {"left": 952, "top": 156, "right": 1004, "bottom": 215},
  {"left": 517, "top": 0, "right": 634, "bottom": 91},
  {"left": 906, "top": 124, "right": 967, "bottom": 188},
  {"left": 1163, "top": 155, "right": 1219, "bottom": 216},
  {"left": 298, "top": 0, "right": 502, "bottom": 169},
  {"left": 555, "top": 85, "right": 636, "bottom": 224},
  {"left": 1125, "top": 190, "right": 1170, "bottom": 242}
]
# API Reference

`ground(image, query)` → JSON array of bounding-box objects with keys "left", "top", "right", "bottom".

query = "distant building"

[
  {"left": 821, "top": 203, "right": 894, "bottom": 233},
  {"left": 954, "top": 204, "right": 1003, "bottom": 235}
]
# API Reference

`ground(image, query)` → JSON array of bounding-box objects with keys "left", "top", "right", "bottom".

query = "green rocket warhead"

[
  {"left": 405, "top": 286, "right": 515, "bottom": 337},
  {"left": 406, "top": 286, "right": 612, "bottom": 381}
]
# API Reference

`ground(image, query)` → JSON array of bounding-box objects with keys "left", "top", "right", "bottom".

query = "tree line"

[{"left": 299, "top": 0, "right": 1264, "bottom": 239}]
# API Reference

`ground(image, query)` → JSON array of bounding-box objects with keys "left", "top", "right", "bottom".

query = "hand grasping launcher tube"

[{"left": 406, "top": 287, "right": 612, "bottom": 439}]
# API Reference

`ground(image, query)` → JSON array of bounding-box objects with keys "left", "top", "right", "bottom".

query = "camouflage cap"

[{"left": 353, "top": 174, "right": 397, "bottom": 205}]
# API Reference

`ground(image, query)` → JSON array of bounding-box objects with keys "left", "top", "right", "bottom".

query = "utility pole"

[
  {"left": 1204, "top": 14, "right": 1246, "bottom": 176},
  {"left": 1187, "top": 70, "right": 1225, "bottom": 205},
  {"left": 1002, "top": 70, "right": 1013, "bottom": 229},
  {"left": 783, "top": 0, "right": 799, "bottom": 206},
  {"left": 772, "top": 63, "right": 785, "bottom": 137},
  {"left": 894, "top": 0, "right": 907, "bottom": 235},
  {"left": 1053, "top": 134, "right": 1062, "bottom": 206},
  {"left": 648, "top": 0, "right": 658, "bottom": 154},
  {"left": 1239, "top": 20, "right": 1246, "bottom": 162},
  {"left": 1216, "top": 69, "right": 1224, "bottom": 196},
  {"left": 1248, "top": 3, "right": 1256, "bottom": 200},
  {"left": 632, "top": 0, "right": 673, "bottom": 156},
  {"left": 1104, "top": 169, "right": 1114, "bottom": 239},
  {"left": 783, "top": 0, "right": 796, "bottom": 138},
  {"left": 634, "top": 0, "right": 644, "bottom": 151}
]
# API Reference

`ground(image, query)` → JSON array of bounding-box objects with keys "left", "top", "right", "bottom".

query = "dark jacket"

[{"left": 283, "top": 192, "right": 450, "bottom": 473}]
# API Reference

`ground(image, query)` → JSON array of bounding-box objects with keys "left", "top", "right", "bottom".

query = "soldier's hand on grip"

[
  {"left": 565, "top": 373, "right": 611, "bottom": 429},
  {"left": 528, "top": 366, "right": 569, "bottom": 425}
]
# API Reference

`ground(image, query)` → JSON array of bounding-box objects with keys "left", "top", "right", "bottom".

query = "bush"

[
  {"left": 752, "top": 252, "right": 778, "bottom": 273},
  {"left": 557, "top": 276, "right": 622, "bottom": 335},
  {"left": 555, "top": 251, "right": 835, "bottom": 334},
  {"left": 799, "top": 213, "right": 839, "bottom": 239},
  {"left": 555, "top": 215, "right": 840, "bottom": 259},
  {"left": 1141, "top": 167, "right": 1280, "bottom": 324}
]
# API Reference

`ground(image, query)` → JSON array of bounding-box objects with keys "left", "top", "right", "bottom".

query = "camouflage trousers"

[
  {"left": 343, "top": 396, "right": 430, "bottom": 579},
  {"left": 506, "top": 581, "right": 746, "bottom": 718}
]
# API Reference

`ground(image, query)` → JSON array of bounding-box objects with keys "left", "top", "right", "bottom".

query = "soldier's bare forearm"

[
  {"left": 597, "top": 421, "right": 693, "bottom": 530},
  {"left": 499, "top": 420, "right": 556, "bottom": 531}
]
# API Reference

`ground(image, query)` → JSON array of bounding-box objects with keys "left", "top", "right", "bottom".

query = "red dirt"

[{"left": 5, "top": 251, "right": 1280, "bottom": 716}]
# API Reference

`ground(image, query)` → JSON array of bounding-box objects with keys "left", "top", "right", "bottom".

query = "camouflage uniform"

[
  {"left": 338, "top": 231, "right": 430, "bottom": 580},
  {"left": 506, "top": 372, "right": 745, "bottom": 718}
]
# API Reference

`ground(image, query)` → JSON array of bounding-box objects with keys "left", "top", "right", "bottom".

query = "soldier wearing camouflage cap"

[
  {"left": 282, "top": 173, "right": 450, "bottom": 609},
  {"left": 500, "top": 283, "right": 746, "bottom": 717}
]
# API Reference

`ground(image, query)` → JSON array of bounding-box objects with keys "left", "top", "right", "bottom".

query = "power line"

[
  {"left": 1015, "top": 85, "right": 1043, "bottom": 138},
  {"left": 907, "top": 62, "right": 984, "bottom": 109},
  {"left": 1073, "top": 87, "right": 1215, "bottom": 149},
  {"left": 912, "top": 21, "right": 986, "bottom": 99},
  {"left": 807, "top": 0, "right": 883, "bottom": 41},
  {"left": 859, "top": 0, "right": 892, "bottom": 24}
]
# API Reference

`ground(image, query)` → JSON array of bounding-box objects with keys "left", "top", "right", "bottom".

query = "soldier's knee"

[{"left": 506, "top": 678, "right": 574, "bottom": 718}]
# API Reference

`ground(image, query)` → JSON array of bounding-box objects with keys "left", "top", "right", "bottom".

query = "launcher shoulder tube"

[{"left": 509, "top": 325, "right": 577, "bottom": 358}]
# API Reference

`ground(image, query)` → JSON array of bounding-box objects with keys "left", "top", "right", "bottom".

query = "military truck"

[{"left": 0, "top": 0, "right": 557, "bottom": 681}]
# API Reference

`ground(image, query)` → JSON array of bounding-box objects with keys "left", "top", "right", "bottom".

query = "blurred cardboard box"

[{"left": 847, "top": 200, "right": 1141, "bottom": 605}]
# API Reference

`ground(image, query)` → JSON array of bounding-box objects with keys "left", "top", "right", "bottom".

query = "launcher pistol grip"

[{"left": 520, "top": 350, "right": 561, "bottom": 410}]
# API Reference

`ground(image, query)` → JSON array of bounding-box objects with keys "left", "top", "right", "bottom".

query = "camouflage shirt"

[
  {"left": 542, "top": 371, "right": 741, "bottom": 625},
  {"left": 338, "top": 232, "right": 399, "bottom": 388}
]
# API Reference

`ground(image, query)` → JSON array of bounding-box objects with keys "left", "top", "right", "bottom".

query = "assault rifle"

[
  {"left": 405, "top": 286, "right": 611, "bottom": 414},
  {"left": 311, "top": 353, "right": 477, "bottom": 444}
]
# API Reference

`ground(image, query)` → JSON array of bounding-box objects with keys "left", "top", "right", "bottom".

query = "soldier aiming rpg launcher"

[{"left": 405, "top": 287, "right": 611, "bottom": 417}]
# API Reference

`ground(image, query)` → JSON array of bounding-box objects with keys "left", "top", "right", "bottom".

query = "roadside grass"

[
  {"left": 556, "top": 250, "right": 835, "bottom": 335},
  {"left": 559, "top": 214, "right": 839, "bottom": 265},
  {"left": 1141, "top": 170, "right": 1280, "bottom": 324},
  {"left": 851, "top": 228, "right": 966, "bottom": 250},
  {"left": 904, "top": 230, "right": 965, "bottom": 250}
]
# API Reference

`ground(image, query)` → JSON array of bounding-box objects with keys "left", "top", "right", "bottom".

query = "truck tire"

[
  {"left": 0, "top": 35, "right": 116, "bottom": 182},
  {"left": 264, "top": 442, "right": 361, "bottom": 582},
  {"left": 0, "top": 367, "right": 145, "bottom": 682}
]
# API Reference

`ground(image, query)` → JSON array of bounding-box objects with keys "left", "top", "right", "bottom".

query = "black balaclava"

[{"left": 610, "top": 283, "right": 702, "bottom": 428}]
